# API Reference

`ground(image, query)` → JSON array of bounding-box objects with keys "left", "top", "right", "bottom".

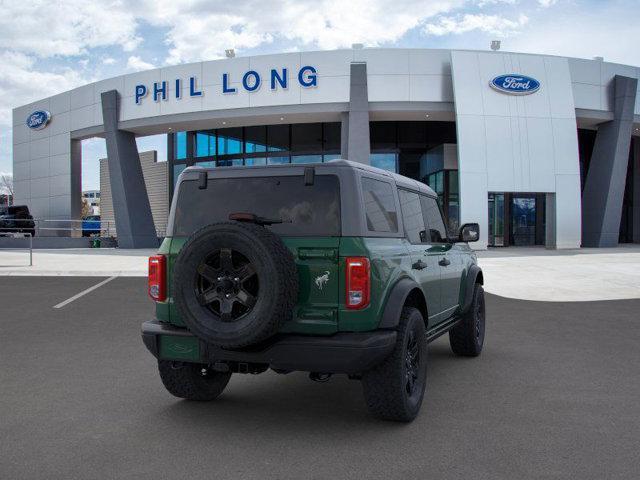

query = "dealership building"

[{"left": 11, "top": 48, "right": 640, "bottom": 248}]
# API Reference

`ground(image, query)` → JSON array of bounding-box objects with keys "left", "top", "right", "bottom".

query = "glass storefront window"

[
  {"left": 195, "top": 131, "right": 215, "bottom": 157},
  {"left": 245, "top": 157, "right": 267, "bottom": 166},
  {"left": 217, "top": 159, "right": 243, "bottom": 167},
  {"left": 173, "top": 163, "right": 187, "bottom": 186},
  {"left": 245, "top": 126, "right": 267, "bottom": 153},
  {"left": 323, "top": 154, "right": 342, "bottom": 162},
  {"left": 196, "top": 161, "right": 216, "bottom": 168},
  {"left": 267, "top": 156, "right": 290, "bottom": 165},
  {"left": 291, "top": 154, "right": 322, "bottom": 164},
  {"left": 291, "top": 124, "right": 322, "bottom": 152},
  {"left": 267, "top": 125, "right": 289, "bottom": 152},
  {"left": 175, "top": 132, "right": 187, "bottom": 160},
  {"left": 370, "top": 153, "right": 398, "bottom": 172},
  {"left": 217, "top": 127, "right": 242, "bottom": 155},
  {"left": 323, "top": 123, "right": 341, "bottom": 152}
]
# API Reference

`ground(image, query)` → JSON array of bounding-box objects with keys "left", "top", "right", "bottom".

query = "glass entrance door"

[
  {"left": 488, "top": 193, "right": 505, "bottom": 246},
  {"left": 510, "top": 195, "right": 537, "bottom": 246}
]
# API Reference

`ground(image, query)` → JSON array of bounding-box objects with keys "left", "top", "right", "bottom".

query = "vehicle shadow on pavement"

[{"left": 152, "top": 340, "right": 461, "bottom": 432}]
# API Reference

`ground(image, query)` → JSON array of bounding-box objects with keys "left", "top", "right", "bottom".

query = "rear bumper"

[{"left": 141, "top": 320, "right": 396, "bottom": 375}]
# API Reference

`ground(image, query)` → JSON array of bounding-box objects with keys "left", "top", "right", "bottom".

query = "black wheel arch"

[
  {"left": 459, "top": 264, "right": 484, "bottom": 314},
  {"left": 378, "top": 277, "right": 428, "bottom": 329}
]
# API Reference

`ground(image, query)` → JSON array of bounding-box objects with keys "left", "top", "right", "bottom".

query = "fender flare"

[
  {"left": 378, "top": 277, "right": 425, "bottom": 329},
  {"left": 460, "top": 264, "right": 483, "bottom": 314}
]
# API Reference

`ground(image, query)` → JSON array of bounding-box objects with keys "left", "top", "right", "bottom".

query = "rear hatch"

[{"left": 164, "top": 170, "right": 342, "bottom": 334}]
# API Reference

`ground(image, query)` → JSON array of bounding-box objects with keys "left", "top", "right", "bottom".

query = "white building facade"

[{"left": 12, "top": 48, "right": 640, "bottom": 248}]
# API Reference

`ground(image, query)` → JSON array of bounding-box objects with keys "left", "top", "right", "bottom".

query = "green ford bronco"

[{"left": 142, "top": 160, "right": 485, "bottom": 422}]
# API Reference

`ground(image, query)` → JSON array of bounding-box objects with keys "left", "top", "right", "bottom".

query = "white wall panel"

[
  {"left": 301, "top": 76, "right": 349, "bottom": 104},
  {"left": 13, "top": 123, "right": 29, "bottom": 144},
  {"left": 50, "top": 133, "right": 70, "bottom": 156},
  {"left": 29, "top": 157, "right": 50, "bottom": 179},
  {"left": 368, "top": 75, "right": 409, "bottom": 102},
  {"left": 29, "top": 137, "right": 50, "bottom": 160},
  {"left": 409, "top": 75, "right": 453, "bottom": 102},
  {"left": 409, "top": 50, "right": 451, "bottom": 75},
  {"left": 69, "top": 84, "right": 94, "bottom": 110},
  {"left": 202, "top": 57, "right": 250, "bottom": 87},
  {"left": 49, "top": 92, "right": 71, "bottom": 115},
  {"left": 301, "top": 49, "right": 353, "bottom": 77},
  {"left": 69, "top": 104, "right": 97, "bottom": 130},
  {"left": 354, "top": 49, "right": 410, "bottom": 75}
]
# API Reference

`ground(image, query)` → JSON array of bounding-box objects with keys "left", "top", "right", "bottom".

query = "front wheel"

[
  {"left": 362, "top": 307, "right": 427, "bottom": 422},
  {"left": 449, "top": 283, "right": 485, "bottom": 356},
  {"left": 158, "top": 360, "right": 231, "bottom": 401}
]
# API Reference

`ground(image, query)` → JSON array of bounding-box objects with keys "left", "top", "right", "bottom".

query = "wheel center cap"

[{"left": 219, "top": 278, "right": 236, "bottom": 294}]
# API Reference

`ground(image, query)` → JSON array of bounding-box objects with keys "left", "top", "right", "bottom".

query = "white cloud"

[
  {"left": 0, "top": 51, "right": 86, "bottom": 125},
  {"left": 126, "top": 55, "right": 156, "bottom": 72},
  {"left": 0, "top": 0, "right": 141, "bottom": 57},
  {"left": 102, "top": 57, "right": 116, "bottom": 65},
  {"left": 135, "top": 0, "right": 466, "bottom": 64},
  {"left": 538, "top": 0, "right": 558, "bottom": 7},
  {"left": 424, "top": 13, "right": 529, "bottom": 36}
]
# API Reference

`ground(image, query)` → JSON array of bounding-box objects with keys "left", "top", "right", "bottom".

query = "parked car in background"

[
  {"left": 82, "top": 215, "right": 101, "bottom": 237},
  {"left": 0, "top": 205, "right": 35, "bottom": 237}
]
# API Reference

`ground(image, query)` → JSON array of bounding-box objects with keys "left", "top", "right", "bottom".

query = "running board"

[{"left": 426, "top": 316, "right": 462, "bottom": 343}]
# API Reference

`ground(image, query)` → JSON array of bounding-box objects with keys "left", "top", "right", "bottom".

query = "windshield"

[{"left": 173, "top": 174, "right": 341, "bottom": 237}]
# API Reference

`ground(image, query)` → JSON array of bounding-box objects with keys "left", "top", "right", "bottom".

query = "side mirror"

[{"left": 458, "top": 223, "right": 480, "bottom": 243}]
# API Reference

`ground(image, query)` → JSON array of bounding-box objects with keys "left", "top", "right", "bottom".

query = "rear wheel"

[
  {"left": 362, "top": 307, "right": 427, "bottom": 422},
  {"left": 449, "top": 283, "right": 485, "bottom": 356},
  {"left": 158, "top": 360, "right": 231, "bottom": 401}
]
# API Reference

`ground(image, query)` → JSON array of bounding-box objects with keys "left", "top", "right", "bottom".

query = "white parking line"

[{"left": 53, "top": 276, "right": 118, "bottom": 309}]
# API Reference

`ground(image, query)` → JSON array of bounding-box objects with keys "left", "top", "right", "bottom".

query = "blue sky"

[{"left": 1, "top": 0, "right": 638, "bottom": 191}]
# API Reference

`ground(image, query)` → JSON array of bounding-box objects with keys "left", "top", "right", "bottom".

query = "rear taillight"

[
  {"left": 345, "top": 257, "right": 370, "bottom": 309},
  {"left": 148, "top": 255, "right": 166, "bottom": 301}
]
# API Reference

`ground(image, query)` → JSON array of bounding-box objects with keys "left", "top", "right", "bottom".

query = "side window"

[
  {"left": 398, "top": 190, "right": 427, "bottom": 243},
  {"left": 420, "top": 195, "right": 448, "bottom": 243},
  {"left": 361, "top": 177, "right": 398, "bottom": 233}
]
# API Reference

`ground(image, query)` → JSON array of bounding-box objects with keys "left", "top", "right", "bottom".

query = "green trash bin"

[{"left": 91, "top": 238, "right": 101, "bottom": 248}]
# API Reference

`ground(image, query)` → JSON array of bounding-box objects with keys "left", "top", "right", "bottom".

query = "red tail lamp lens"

[
  {"left": 148, "top": 255, "right": 166, "bottom": 301},
  {"left": 346, "top": 257, "right": 370, "bottom": 309}
]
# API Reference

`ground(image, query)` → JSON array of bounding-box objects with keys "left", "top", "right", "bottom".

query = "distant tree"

[
  {"left": 0, "top": 173, "right": 13, "bottom": 204},
  {"left": 81, "top": 198, "right": 92, "bottom": 218}
]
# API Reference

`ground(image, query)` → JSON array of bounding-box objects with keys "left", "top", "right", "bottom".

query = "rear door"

[
  {"left": 398, "top": 189, "right": 443, "bottom": 327},
  {"left": 170, "top": 172, "right": 343, "bottom": 334}
]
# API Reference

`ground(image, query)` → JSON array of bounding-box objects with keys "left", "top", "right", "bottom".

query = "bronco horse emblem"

[{"left": 315, "top": 271, "right": 330, "bottom": 290}]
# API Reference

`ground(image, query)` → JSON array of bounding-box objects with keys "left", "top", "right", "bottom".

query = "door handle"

[
  {"left": 438, "top": 257, "right": 451, "bottom": 267},
  {"left": 412, "top": 260, "right": 428, "bottom": 270}
]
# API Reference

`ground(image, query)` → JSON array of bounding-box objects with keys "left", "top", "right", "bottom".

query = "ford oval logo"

[
  {"left": 490, "top": 74, "right": 540, "bottom": 95},
  {"left": 26, "top": 110, "right": 51, "bottom": 130}
]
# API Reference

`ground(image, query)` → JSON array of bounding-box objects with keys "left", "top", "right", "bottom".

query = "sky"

[{"left": 0, "top": 0, "right": 639, "bottom": 191}]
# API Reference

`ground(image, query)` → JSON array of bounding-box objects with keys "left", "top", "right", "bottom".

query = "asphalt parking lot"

[{"left": 1, "top": 277, "right": 639, "bottom": 479}]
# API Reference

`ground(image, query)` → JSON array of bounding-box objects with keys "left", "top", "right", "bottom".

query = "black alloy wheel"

[{"left": 195, "top": 248, "right": 259, "bottom": 322}]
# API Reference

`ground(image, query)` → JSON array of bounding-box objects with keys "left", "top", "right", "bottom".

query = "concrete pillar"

[
  {"left": 633, "top": 138, "right": 640, "bottom": 243},
  {"left": 340, "top": 111, "right": 349, "bottom": 159},
  {"left": 347, "top": 63, "right": 370, "bottom": 164},
  {"left": 582, "top": 75, "right": 638, "bottom": 247},
  {"left": 101, "top": 90, "right": 158, "bottom": 249},
  {"left": 545, "top": 193, "right": 556, "bottom": 249}
]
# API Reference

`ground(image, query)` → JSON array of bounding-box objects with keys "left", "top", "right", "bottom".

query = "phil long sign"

[
  {"left": 490, "top": 74, "right": 540, "bottom": 95},
  {"left": 135, "top": 66, "right": 318, "bottom": 105}
]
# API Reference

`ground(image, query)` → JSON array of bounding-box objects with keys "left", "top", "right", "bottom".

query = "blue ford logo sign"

[
  {"left": 26, "top": 110, "right": 51, "bottom": 130},
  {"left": 490, "top": 74, "right": 540, "bottom": 95}
]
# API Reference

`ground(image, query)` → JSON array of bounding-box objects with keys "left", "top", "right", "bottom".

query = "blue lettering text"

[
  {"left": 270, "top": 68, "right": 287, "bottom": 90},
  {"left": 222, "top": 73, "right": 236, "bottom": 93},
  {"left": 298, "top": 66, "right": 317, "bottom": 87},
  {"left": 189, "top": 76, "right": 202, "bottom": 97},
  {"left": 135, "top": 85, "right": 147, "bottom": 104},
  {"left": 242, "top": 70, "right": 261, "bottom": 92}
]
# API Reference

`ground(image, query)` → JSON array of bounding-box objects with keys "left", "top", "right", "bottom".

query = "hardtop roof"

[{"left": 183, "top": 159, "right": 437, "bottom": 197}]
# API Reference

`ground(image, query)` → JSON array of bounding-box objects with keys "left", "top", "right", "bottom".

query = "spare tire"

[{"left": 173, "top": 222, "right": 298, "bottom": 348}]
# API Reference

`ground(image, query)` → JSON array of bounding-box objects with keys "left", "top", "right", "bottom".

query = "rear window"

[
  {"left": 361, "top": 177, "right": 398, "bottom": 233},
  {"left": 173, "top": 175, "right": 341, "bottom": 237}
]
